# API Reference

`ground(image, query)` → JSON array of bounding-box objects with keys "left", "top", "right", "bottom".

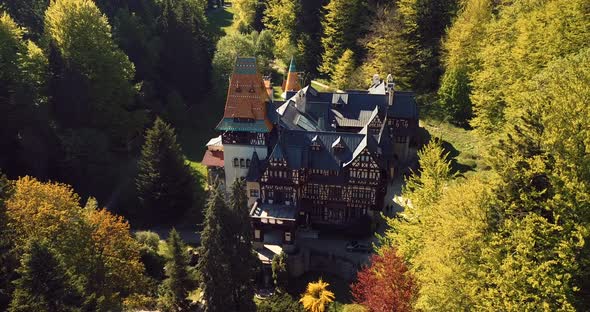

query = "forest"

[{"left": 0, "top": 0, "right": 589, "bottom": 311}]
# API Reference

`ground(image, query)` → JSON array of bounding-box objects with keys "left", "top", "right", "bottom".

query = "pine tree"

[
  {"left": 157, "top": 229, "right": 196, "bottom": 312},
  {"left": 332, "top": 49, "right": 356, "bottom": 90},
  {"left": 8, "top": 240, "right": 82, "bottom": 312},
  {"left": 228, "top": 178, "right": 257, "bottom": 311},
  {"left": 136, "top": 117, "right": 195, "bottom": 225},
  {"left": 319, "top": 0, "right": 367, "bottom": 77},
  {"left": 198, "top": 185, "right": 233, "bottom": 312},
  {"left": 157, "top": 0, "right": 212, "bottom": 106}
]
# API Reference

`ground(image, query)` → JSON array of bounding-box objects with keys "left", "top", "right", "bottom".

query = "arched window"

[
  {"left": 233, "top": 158, "right": 239, "bottom": 167},
  {"left": 246, "top": 159, "right": 251, "bottom": 167},
  {"left": 240, "top": 159, "right": 245, "bottom": 168}
]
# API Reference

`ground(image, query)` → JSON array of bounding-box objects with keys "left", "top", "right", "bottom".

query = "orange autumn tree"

[
  {"left": 83, "top": 201, "right": 146, "bottom": 297},
  {"left": 351, "top": 248, "right": 417, "bottom": 312},
  {"left": 5, "top": 176, "right": 145, "bottom": 306}
]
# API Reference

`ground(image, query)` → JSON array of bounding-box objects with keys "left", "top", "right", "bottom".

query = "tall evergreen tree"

[
  {"left": 157, "top": 229, "right": 196, "bottom": 312},
  {"left": 319, "top": 0, "right": 367, "bottom": 77},
  {"left": 157, "top": 0, "right": 212, "bottom": 107},
  {"left": 228, "top": 178, "right": 257, "bottom": 311},
  {"left": 8, "top": 240, "right": 82, "bottom": 312},
  {"left": 136, "top": 117, "right": 195, "bottom": 225},
  {"left": 198, "top": 184, "right": 233, "bottom": 312}
]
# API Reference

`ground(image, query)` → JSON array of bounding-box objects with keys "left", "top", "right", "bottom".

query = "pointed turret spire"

[
  {"left": 283, "top": 56, "right": 301, "bottom": 93},
  {"left": 289, "top": 56, "right": 297, "bottom": 72}
]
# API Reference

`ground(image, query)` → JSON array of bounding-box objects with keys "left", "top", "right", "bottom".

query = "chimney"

[{"left": 386, "top": 74, "right": 395, "bottom": 106}]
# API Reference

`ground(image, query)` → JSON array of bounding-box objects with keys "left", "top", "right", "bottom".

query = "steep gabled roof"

[{"left": 216, "top": 57, "right": 273, "bottom": 132}]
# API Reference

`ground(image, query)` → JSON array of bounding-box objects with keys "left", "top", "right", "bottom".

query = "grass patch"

[
  {"left": 187, "top": 160, "right": 209, "bottom": 190},
  {"left": 311, "top": 80, "right": 335, "bottom": 92},
  {"left": 420, "top": 117, "right": 487, "bottom": 176},
  {"left": 207, "top": 5, "right": 234, "bottom": 40}
]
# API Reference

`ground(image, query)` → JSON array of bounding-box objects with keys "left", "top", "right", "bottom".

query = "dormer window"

[
  {"left": 332, "top": 136, "right": 345, "bottom": 153},
  {"left": 310, "top": 135, "right": 322, "bottom": 151}
]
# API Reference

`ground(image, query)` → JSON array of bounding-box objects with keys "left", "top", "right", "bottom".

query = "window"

[
  {"left": 250, "top": 189, "right": 259, "bottom": 198},
  {"left": 240, "top": 158, "right": 245, "bottom": 168},
  {"left": 285, "top": 232, "right": 292, "bottom": 242},
  {"left": 233, "top": 158, "right": 239, "bottom": 167},
  {"left": 254, "top": 229, "right": 261, "bottom": 239},
  {"left": 246, "top": 159, "right": 251, "bottom": 168}
]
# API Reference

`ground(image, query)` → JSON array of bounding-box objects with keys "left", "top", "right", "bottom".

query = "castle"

[{"left": 202, "top": 57, "right": 418, "bottom": 247}]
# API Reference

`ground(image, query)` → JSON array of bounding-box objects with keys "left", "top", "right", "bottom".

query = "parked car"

[{"left": 345, "top": 240, "right": 372, "bottom": 253}]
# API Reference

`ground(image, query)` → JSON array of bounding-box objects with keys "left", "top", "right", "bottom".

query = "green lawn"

[
  {"left": 311, "top": 80, "right": 335, "bottom": 92},
  {"left": 416, "top": 95, "right": 489, "bottom": 177},
  {"left": 207, "top": 5, "right": 234, "bottom": 40}
]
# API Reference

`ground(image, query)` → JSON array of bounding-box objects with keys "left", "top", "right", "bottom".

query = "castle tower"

[
  {"left": 283, "top": 57, "right": 301, "bottom": 93},
  {"left": 216, "top": 57, "right": 273, "bottom": 188}
]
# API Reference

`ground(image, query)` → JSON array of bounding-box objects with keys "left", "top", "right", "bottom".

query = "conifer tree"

[
  {"left": 332, "top": 49, "right": 356, "bottom": 90},
  {"left": 8, "top": 240, "right": 82, "bottom": 312},
  {"left": 136, "top": 118, "right": 195, "bottom": 225},
  {"left": 319, "top": 0, "right": 367, "bottom": 77},
  {"left": 157, "top": 229, "right": 196, "bottom": 312},
  {"left": 228, "top": 178, "right": 257, "bottom": 311},
  {"left": 198, "top": 184, "right": 233, "bottom": 312}
]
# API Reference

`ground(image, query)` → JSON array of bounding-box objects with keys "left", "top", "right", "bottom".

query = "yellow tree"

[
  {"left": 300, "top": 278, "right": 335, "bottom": 312},
  {"left": 5, "top": 177, "right": 146, "bottom": 308}
]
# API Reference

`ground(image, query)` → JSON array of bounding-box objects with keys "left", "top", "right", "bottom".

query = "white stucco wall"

[{"left": 223, "top": 144, "right": 268, "bottom": 189}]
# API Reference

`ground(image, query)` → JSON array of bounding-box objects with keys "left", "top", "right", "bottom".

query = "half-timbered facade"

[{"left": 202, "top": 59, "right": 418, "bottom": 246}]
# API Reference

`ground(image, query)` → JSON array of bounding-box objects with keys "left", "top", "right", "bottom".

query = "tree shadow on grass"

[{"left": 417, "top": 126, "right": 476, "bottom": 175}]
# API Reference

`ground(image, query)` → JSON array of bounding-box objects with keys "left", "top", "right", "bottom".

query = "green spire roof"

[{"left": 288, "top": 57, "right": 296, "bottom": 72}]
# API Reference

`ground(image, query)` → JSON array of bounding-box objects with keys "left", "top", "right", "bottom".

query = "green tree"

[
  {"left": 438, "top": 0, "right": 494, "bottom": 126},
  {"left": 272, "top": 252, "right": 288, "bottom": 291},
  {"left": 136, "top": 118, "right": 195, "bottom": 225},
  {"left": 319, "top": 0, "right": 367, "bottom": 77},
  {"left": 46, "top": 0, "right": 145, "bottom": 145},
  {"left": 0, "top": 0, "right": 48, "bottom": 40},
  {"left": 362, "top": 4, "right": 415, "bottom": 90},
  {"left": 156, "top": 0, "right": 212, "bottom": 107},
  {"left": 257, "top": 293, "right": 303, "bottom": 312},
  {"left": 470, "top": 0, "right": 590, "bottom": 135},
  {"left": 263, "top": 0, "right": 300, "bottom": 62},
  {"left": 437, "top": 65, "right": 472, "bottom": 126},
  {"left": 227, "top": 178, "right": 257, "bottom": 311},
  {"left": 380, "top": 139, "right": 454, "bottom": 265},
  {"left": 232, "top": 0, "right": 260, "bottom": 32},
  {"left": 157, "top": 229, "right": 197, "bottom": 312},
  {"left": 332, "top": 49, "right": 356, "bottom": 90},
  {"left": 198, "top": 185, "right": 233, "bottom": 312},
  {"left": 0, "top": 12, "right": 51, "bottom": 179},
  {"left": 8, "top": 240, "right": 82, "bottom": 312}
]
